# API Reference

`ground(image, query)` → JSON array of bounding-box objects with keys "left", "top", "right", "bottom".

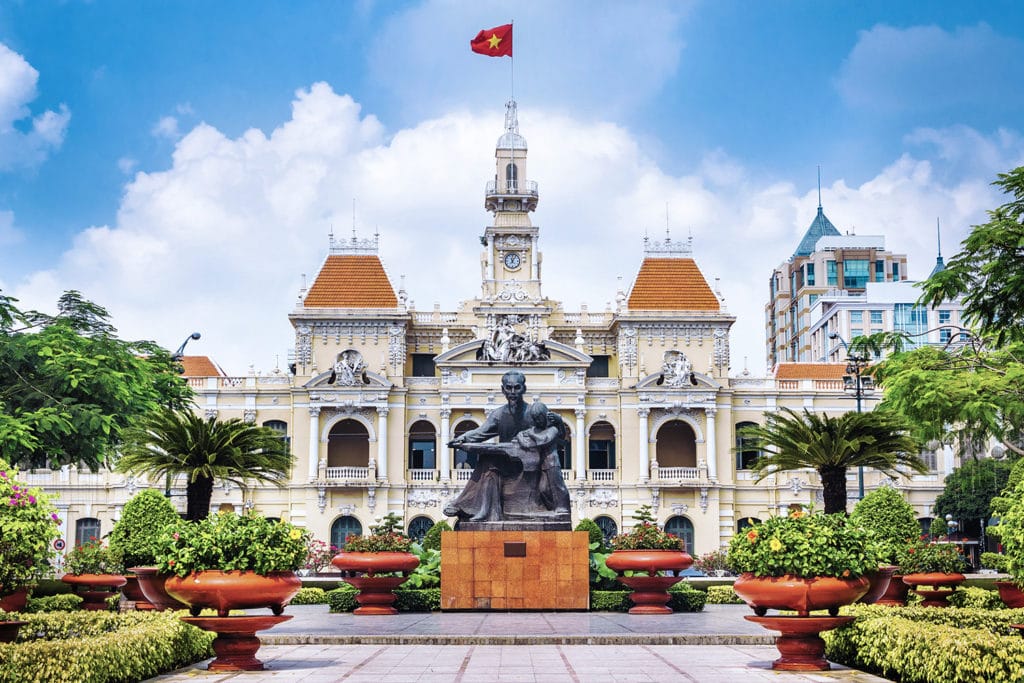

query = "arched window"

[
  {"left": 408, "top": 516, "right": 434, "bottom": 541},
  {"left": 330, "top": 516, "right": 363, "bottom": 549},
  {"left": 505, "top": 162, "right": 518, "bottom": 192},
  {"left": 665, "top": 516, "right": 695, "bottom": 554},
  {"left": 594, "top": 516, "right": 618, "bottom": 543},
  {"left": 736, "top": 421, "right": 760, "bottom": 470},
  {"left": 75, "top": 517, "right": 101, "bottom": 546},
  {"left": 263, "top": 419, "right": 291, "bottom": 449},
  {"left": 737, "top": 517, "right": 761, "bottom": 533},
  {"left": 328, "top": 420, "right": 369, "bottom": 468},
  {"left": 588, "top": 421, "right": 616, "bottom": 470},
  {"left": 655, "top": 420, "right": 696, "bottom": 468},
  {"left": 453, "top": 420, "right": 478, "bottom": 469},
  {"left": 408, "top": 420, "right": 437, "bottom": 469},
  {"left": 557, "top": 425, "right": 572, "bottom": 470}
]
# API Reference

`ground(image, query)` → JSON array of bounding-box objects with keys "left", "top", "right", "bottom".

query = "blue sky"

[{"left": 1, "top": 1, "right": 1023, "bottom": 374}]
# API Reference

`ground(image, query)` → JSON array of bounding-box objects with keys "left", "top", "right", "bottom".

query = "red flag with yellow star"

[{"left": 470, "top": 24, "right": 512, "bottom": 57}]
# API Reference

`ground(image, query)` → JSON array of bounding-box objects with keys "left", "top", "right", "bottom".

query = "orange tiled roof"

[
  {"left": 180, "top": 356, "right": 224, "bottom": 377},
  {"left": 627, "top": 258, "right": 720, "bottom": 311},
  {"left": 774, "top": 363, "right": 848, "bottom": 380},
  {"left": 304, "top": 255, "right": 399, "bottom": 308}
]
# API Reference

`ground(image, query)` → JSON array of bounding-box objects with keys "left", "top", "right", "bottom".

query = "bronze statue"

[{"left": 444, "top": 371, "right": 571, "bottom": 529}]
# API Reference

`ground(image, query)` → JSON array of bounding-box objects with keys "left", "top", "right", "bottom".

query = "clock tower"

[{"left": 480, "top": 100, "right": 543, "bottom": 305}]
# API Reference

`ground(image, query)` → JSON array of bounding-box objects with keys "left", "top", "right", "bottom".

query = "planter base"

[
  {"left": 181, "top": 615, "right": 292, "bottom": 671},
  {"left": 746, "top": 615, "right": 855, "bottom": 671},
  {"left": 997, "top": 581, "right": 1024, "bottom": 609},
  {"left": 912, "top": 588, "right": 956, "bottom": 608},
  {"left": 344, "top": 576, "right": 409, "bottom": 615},
  {"left": 0, "top": 621, "right": 27, "bottom": 643},
  {"left": 615, "top": 576, "right": 680, "bottom": 614}
]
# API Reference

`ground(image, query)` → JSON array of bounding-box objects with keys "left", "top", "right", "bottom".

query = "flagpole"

[{"left": 510, "top": 20, "right": 515, "bottom": 102}]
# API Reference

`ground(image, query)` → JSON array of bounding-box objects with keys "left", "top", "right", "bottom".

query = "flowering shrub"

[
  {"left": 897, "top": 540, "right": 967, "bottom": 575},
  {"left": 727, "top": 510, "right": 879, "bottom": 579},
  {"left": 0, "top": 463, "right": 62, "bottom": 592},
  {"left": 693, "top": 549, "right": 733, "bottom": 575},
  {"left": 155, "top": 511, "right": 311, "bottom": 577},
  {"left": 343, "top": 512, "right": 412, "bottom": 553},
  {"left": 64, "top": 538, "right": 125, "bottom": 575},
  {"left": 608, "top": 505, "right": 683, "bottom": 551},
  {"left": 304, "top": 539, "right": 338, "bottom": 572},
  {"left": 108, "top": 489, "right": 182, "bottom": 568}
]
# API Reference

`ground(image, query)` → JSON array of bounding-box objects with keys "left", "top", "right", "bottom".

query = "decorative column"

[
  {"left": 439, "top": 407, "right": 452, "bottom": 482},
  {"left": 377, "top": 407, "right": 389, "bottom": 481},
  {"left": 531, "top": 235, "right": 539, "bottom": 279},
  {"left": 574, "top": 407, "right": 587, "bottom": 481},
  {"left": 705, "top": 407, "right": 718, "bottom": 481},
  {"left": 637, "top": 407, "right": 651, "bottom": 482},
  {"left": 308, "top": 407, "right": 321, "bottom": 481}
]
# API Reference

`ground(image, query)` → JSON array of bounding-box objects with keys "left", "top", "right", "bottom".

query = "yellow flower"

[
  {"left": 289, "top": 528, "right": 302, "bottom": 541},
  {"left": 746, "top": 529, "right": 758, "bottom": 543},
  {"left": 769, "top": 537, "right": 783, "bottom": 552},
  {"left": 790, "top": 509, "right": 805, "bottom": 519}
]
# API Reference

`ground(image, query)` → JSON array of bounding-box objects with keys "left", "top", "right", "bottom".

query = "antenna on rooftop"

[
  {"left": 817, "top": 165, "right": 822, "bottom": 209},
  {"left": 936, "top": 217, "right": 942, "bottom": 258},
  {"left": 351, "top": 198, "right": 357, "bottom": 240}
]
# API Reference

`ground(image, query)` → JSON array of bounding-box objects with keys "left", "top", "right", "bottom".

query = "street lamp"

[
  {"left": 166, "top": 331, "right": 201, "bottom": 497},
  {"left": 829, "top": 332, "right": 875, "bottom": 499}
]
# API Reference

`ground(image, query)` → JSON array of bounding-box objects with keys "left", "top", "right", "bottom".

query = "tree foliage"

[
  {"left": 933, "top": 456, "right": 1013, "bottom": 538},
  {"left": 849, "top": 486, "right": 922, "bottom": 564},
  {"left": 0, "top": 291, "right": 192, "bottom": 470},
  {"left": 117, "top": 410, "right": 294, "bottom": 521},
  {"left": 740, "top": 408, "right": 925, "bottom": 514}
]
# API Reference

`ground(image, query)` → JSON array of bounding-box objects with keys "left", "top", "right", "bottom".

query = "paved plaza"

[{"left": 148, "top": 605, "right": 891, "bottom": 682}]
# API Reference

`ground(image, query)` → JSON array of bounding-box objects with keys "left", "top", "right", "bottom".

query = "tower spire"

[
  {"left": 817, "top": 165, "right": 822, "bottom": 210},
  {"left": 929, "top": 217, "right": 946, "bottom": 277}
]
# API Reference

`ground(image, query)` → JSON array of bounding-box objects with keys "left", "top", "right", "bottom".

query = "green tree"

[
  {"left": 117, "top": 410, "right": 293, "bottom": 521},
  {"left": 933, "top": 456, "right": 1012, "bottom": 539},
  {"left": 848, "top": 486, "right": 922, "bottom": 564},
  {"left": 108, "top": 489, "right": 183, "bottom": 568},
  {"left": 0, "top": 291, "right": 191, "bottom": 470},
  {"left": 740, "top": 408, "right": 926, "bottom": 514}
]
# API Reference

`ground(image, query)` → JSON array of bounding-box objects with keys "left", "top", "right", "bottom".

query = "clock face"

[{"left": 504, "top": 252, "right": 522, "bottom": 269}]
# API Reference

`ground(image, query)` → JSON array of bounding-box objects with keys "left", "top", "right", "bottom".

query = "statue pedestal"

[{"left": 440, "top": 530, "right": 588, "bottom": 610}]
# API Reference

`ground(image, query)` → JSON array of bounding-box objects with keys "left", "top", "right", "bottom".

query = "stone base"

[
  {"left": 457, "top": 519, "right": 571, "bottom": 532},
  {"left": 440, "top": 530, "right": 588, "bottom": 610}
]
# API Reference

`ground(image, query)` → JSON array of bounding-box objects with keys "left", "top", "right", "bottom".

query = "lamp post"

[
  {"left": 828, "top": 332, "right": 875, "bottom": 499},
  {"left": 165, "top": 332, "right": 201, "bottom": 497}
]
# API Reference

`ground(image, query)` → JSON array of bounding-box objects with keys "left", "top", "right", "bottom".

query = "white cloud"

[
  {"left": 836, "top": 23, "right": 1024, "bottom": 113},
  {"left": 0, "top": 43, "right": 70, "bottom": 171},
  {"left": 8, "top": 84, "right": 1022, "bottom": 376},
  {"left": 117, "top": 157, "right": 138, "bottom": 175},
  {"left": 151, "top": 115, "right": 180, "bottom": 139}
]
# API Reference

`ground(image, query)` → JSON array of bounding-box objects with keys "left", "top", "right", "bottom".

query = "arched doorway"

[
  {"left": 665, "top": 516, "right": 694, "bottom": 554},
  {"left": 330, "top": 515, "right": 363, "bottom": 549},
  {"left": 656, "top": 420, "right": 696, "bottom": 468},
  {"left": 327, "top": 420, "right": 369, "bottom": 469},
  {"left": 408, "top": 516, "right": 434, "bottom": 541},
  {"left": 594, "top": 515, "right": 618, "bottom": 544},
  {"left": 453, "top": 420, "right": 479, "bottom": 470},
  {"left": 408, "top": 420, "right": 437, "bottom": 470}
]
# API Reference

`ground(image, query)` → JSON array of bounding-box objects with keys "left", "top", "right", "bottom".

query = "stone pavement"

[{"left": 148, "top": 605, "right": 891, "bottom": 682}]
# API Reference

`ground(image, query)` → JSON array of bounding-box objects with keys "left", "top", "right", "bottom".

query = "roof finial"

[
  {"left": 504, "top": 100, "right": 519, "bottom": 135},
  {"left": 351, "top": 198, "right": 357, "bottom": 241},
  {"left": 936, "top": 217, "right": 942, "bottom": 258},
  {"left": 817, "top": 165, "right": 822, "bottom": 210}
]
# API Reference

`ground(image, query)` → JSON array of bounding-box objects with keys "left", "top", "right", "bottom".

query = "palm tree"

[
  {"left": 740, "top": 408, "right": 926, "bottom": 514},
  {"left": 118, "top": 410, "right": 293, "bottom": 521}
]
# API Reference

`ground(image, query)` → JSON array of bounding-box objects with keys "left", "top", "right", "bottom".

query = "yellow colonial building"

[{"left": 29, "top": 102, "right": 953, "bottom": 562}]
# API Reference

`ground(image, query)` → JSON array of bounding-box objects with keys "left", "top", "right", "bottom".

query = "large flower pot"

[
  {"left": 121, "top": 573, "right": 155, "bottom": 610},
  {"left": 604, "top": 550, "right": 694, "bottom": 614},
  {"left": 746, "top": 615, "right": 856, "bottom": 671},
  {"left": 332, "top": 551, "right": 420, "bottom": 615},
  {"left": 857, "top": 565, "right": 898, "bottom": 605},
  {"left": 901, "top": 572, "right": 965, "bottom": 608},
  {"left": 732, "top": 573, "right": 870, "bottom": 617},
  {"left": 181, "top": 615, "right": 292, "bottom": 671},
  {"left": 998, "top": 581, "right": 1024, "bottom": 608},
  {"left": 61, "top": 573, "right": 128, "bottom": 611},
  {"left": 0, "top": 620, "right": 28, "bottom": 643},
  {"left": 164, "top": 570, "right": 302, "bottom": 618},
  {"left": 0, "top": 587, "right": 30, "bottom": 613},
  {"left": 130, "top": 566, "right": 187, "bottom": 611},
  {"left": 875, "top": 573, "right": 910, "bottom": 606}
]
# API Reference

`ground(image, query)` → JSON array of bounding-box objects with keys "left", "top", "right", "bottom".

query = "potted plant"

[
  {"left": 897, "top": 539, "right": 967, "bottom": 607},
  {"left": 604, "top": 505, "right": 693, "bottom": 614},
  {"left": 848, "top": 487, "right": 921, "bottom": 605},
  {"left": 108, "top": 489, "right": 184, "bottom": 610},
  {"left": 61, "top": 538, "right": 127, "bottom": 610},
  {"left": 989, "top": 475, "right": 1024, "bottom": 607},
  {"left": 157, "top": 510, "right": 308, "bottom": 618},
  {"left": 693, "top": 549, "right": 733, "bottom": 577},
  {"left": 331, "top": 512, "right": 419, "bottom": 615},
  {"left": 727, "top": 510, "right": 877, "bottom": 617},
  {"left": 0, "top": 464, "right": 62, "bottom": 612}
]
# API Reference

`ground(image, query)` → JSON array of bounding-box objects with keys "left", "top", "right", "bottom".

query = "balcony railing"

[
  {"left": 454, "top": 469, "right": 474, "bottom": 482},
  {"left": 657, "top": 467, "right": 700, "bottom": 481},
  {"left": 324, "top": 466, "right": 371, "bottom": 480},
  {"left": 587, "top": 469, "right": 617, "bottom": 482},
  {"left": 408, "top": 469, "right": 437, "bottom": 482}
]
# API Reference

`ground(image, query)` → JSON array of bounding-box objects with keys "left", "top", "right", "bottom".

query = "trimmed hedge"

[
  {"left": 947, "top": 586, "right": 1003, "bottom": 610},
  {"left": 704, "top": 585, "right": 744, "bottom": 604},
  {"left": 24, "top": 594, "right": 83, "bottom": 613},
  {"left": 825, "top": 606, "right": 1024, "bottom": 683},
  {"left": 591, "top": 584, "right": 706, "bottom": 612},
  {"left": 326, "top": 585, "right": 440, "bottom": 613},
  {"left": 290, "top": 587, "right": 328, "bottom": 605},
  {"left": 0, "top": 611, "right": 214, "bottom": 683}
]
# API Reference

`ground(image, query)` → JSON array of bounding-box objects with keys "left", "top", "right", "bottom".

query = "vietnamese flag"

[{"left": 470, "top": 24, "right": 513, "bottom": 57}]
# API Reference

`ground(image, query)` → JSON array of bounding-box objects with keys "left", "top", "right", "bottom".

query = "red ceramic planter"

[
  {"left": 130, "top": 566, "right": 188, "bottom": 611},
  {"left": 732, "top": 573, "right": 870, "bottom": 617},
  {"left": 604, "top": 550, "right": 694, "bottom": 614},
  {"left": 997, "top": 581, "right": 1024, "bottom": 608},
  {"left": 857, "top": 565, "right": 898, "bottom": 605},
  {"left": 746, "top": 615, "right": 856, "bottom": 671},
  {"left": 0, "top": 588, "right": 30, "bottom": 613},
  {"left": 901, "top": 572, "right": 965, "bottom": 608},
  {"left": 61, "top": 573, "right": 128, "bottom": 611},
  {"left": 164, "top": 570, "right": 301, "bottom": 618},
  {"left": 332, "top": 551, "right": 419, "bottom": 615},
  {"left": 0, "top": 620, "right": 28, "bottom": 643},
  {"left": 875, "top": 573, "right": 910, "bottom": 606},
  {"left": 121, "top": 574, "right": 155, "bottom": 610},
  {"left": 181, "top": 615, "right": 292, "bottom": 671}
]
